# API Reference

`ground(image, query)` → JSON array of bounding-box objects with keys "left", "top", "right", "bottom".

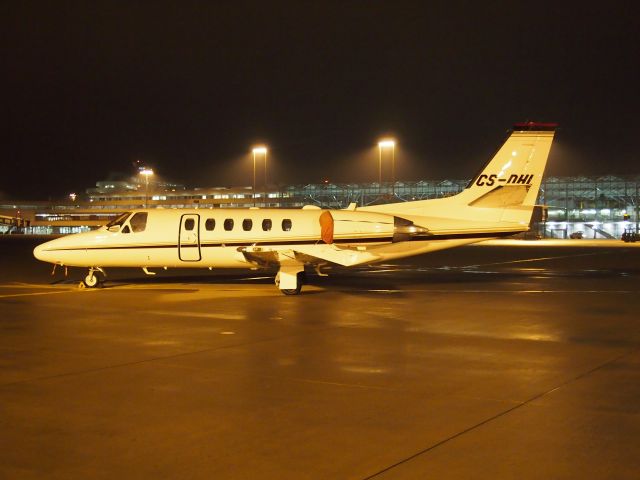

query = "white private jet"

[{"left": 34, "top": 122, "right": 556, "bottom": 294}]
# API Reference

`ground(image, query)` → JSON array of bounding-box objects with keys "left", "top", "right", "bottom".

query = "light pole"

[
  {"left": 252, "top": 146, "right": 267, "bottom": 206},
  {"left": 636, "top": 179, "right": 640, "bottom": 235},
  {"left": 378, "top": 139, "right": 396, "bottom": 195},
  {"left": 140, "top": 168, "right": 154, "bottom": 208}
]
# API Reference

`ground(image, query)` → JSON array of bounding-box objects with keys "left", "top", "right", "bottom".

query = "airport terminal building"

[{"left": 1, "top": 175, "right": 639, "bottom": 239}]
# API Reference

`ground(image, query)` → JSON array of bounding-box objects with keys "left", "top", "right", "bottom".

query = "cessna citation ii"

[{"left": 34, "top": 122, "right": 556, "bottom": 294}]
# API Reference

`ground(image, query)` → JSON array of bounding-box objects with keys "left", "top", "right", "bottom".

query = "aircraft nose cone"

[
  {"left": 33, "top": 243, "right": 44, "bottom": 261},
  {"left": 33, "top": 243, "right": 51, "bottom": 262}
]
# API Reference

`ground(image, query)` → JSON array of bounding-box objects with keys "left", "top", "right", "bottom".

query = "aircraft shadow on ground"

[{"left": 44, "top": 265, "right": 640, "bottom": 295}]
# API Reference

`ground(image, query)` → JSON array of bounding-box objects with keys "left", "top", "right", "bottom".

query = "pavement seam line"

[
  {"left": 360, "top": 347, "right": 639, "bottom": 480},
  {"left": 0, "top": 330, "right": 331, "bottom": 388},
  {"left": 0, "top": 289, "right": 97, "bottom": 299},
  {"left": 462, "top": 251, "right": 612, "bottom": 269}
]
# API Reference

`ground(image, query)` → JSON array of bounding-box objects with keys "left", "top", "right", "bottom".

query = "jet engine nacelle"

[{"left": 318, "top": 210, "right": 428, "bottom": 244}]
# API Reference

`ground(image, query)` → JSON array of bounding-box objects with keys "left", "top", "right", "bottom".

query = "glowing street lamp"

[
  {"left": 378, "top": 139, "right": 396, "bottom": 194},
  {"left": 252, "top": 146, "right": 268, "bottom": 206},
  {"left": 140, "top": 168, "right": 154, "bottom": 208}
]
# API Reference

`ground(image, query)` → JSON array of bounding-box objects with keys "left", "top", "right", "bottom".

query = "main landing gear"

[
  {"left": 275, "top": 265, "right": 306, "bottom": 295},
  {"left": 82, "top": 267, "right": 106, "bottom": 288}
]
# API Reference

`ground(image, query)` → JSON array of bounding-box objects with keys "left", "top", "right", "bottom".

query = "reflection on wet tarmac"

[{"left": 2, "top": 238, "right": 640, "bottom": 478}]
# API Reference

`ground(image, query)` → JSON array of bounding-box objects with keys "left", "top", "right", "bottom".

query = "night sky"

[{"left": 2, "top": 1, "right": 638, "bottom": 199}]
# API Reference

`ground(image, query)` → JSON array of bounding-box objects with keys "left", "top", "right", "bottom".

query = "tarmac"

[{"left": 1, "top": 236, "right": 640, "bottom": 479}]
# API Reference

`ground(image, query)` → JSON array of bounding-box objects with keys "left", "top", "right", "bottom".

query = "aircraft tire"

[
  {"left": 281, "top": 287, "right": 301, "bottom": 295},
  {"left": 83, "top": 273, "right": 100, "bottom": 288}
]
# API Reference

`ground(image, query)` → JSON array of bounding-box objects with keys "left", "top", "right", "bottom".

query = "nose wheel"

[{"left": 82, "top": 267, "right": 105, "bottom": 288}]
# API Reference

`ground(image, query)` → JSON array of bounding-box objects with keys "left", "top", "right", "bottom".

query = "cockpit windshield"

[
  {"left": 105, "top": 212, "right": 131, "bottom": 228},
  {"left": 129, "top": 212, "right": 148, "bottom": 232}
]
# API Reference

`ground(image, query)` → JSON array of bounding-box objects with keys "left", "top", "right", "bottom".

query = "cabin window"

[
  {"left": 129, "top": 212, "right": 148, "bottom": 233},
  {"left": 262, "top": 219, "right": 272, "bottom": 231},
  {"left": 242, "top": 219, "right": 253, "bottom": 231},
  {"left": 205, "top": 218, "right": 215, "bottom": 231},
  {"left": 184, "top": 218, "right": 195, "bottom": 231},
  {"left": 282, "top": 219, "right": 292, "bottom": 231},
  {"left": 224, "top": 218, "right": 234, "bottom": 231},
  {"left": 121, "top": 225, "right": 131, "bottom": 234}
]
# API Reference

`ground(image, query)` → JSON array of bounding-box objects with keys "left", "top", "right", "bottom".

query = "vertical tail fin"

[
  {"left": 361, "top": 123, "right": 557, "bottom": 228},
  {"left": 463, "top": 122, "right": 557, "bottom": 207}
]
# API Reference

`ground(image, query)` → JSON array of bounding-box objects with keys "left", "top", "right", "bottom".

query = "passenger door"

[{"left": 179, "top": 214, "right": 201, "bottom": 261}]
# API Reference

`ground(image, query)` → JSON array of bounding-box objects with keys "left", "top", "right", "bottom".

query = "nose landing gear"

[{"left": 82, "top": 267, "right": 106, "bottom": 288}]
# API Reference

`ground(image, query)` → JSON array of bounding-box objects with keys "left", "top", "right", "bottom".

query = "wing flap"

[
  {"left": 292, "top": 244, "right": 380, "bottom": 266},
  {"left": 239, "top": 245, "right": 380, "bottom": 267}
]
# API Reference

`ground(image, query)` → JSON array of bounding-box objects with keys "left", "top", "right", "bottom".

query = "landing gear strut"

[
  {"left": 275, "top": 267, "right": 305, "bottom": 295},
  {"left": 82, "top": 267, "right": 106, "bottom": 288}
]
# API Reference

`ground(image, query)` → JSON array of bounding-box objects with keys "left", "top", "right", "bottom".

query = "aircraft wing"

[
  {"left": 290, "top": 244, "right": 381, "bottom": 266},
  {"left": 239, "top": 244, "right": 381, "bottom": 267}
]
